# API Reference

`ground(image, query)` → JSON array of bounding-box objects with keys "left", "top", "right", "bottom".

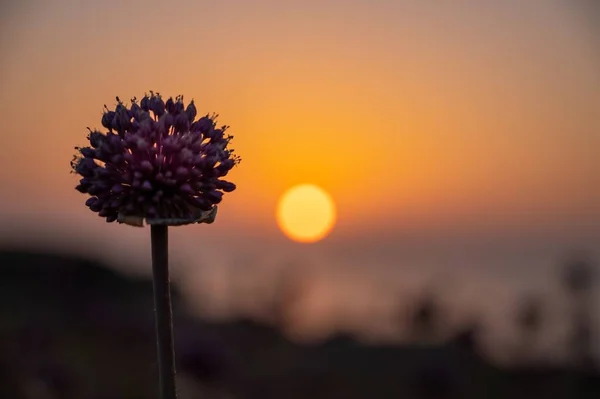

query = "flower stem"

[{"left": 151, "top": 225, "right": 177, "bottom": 399}]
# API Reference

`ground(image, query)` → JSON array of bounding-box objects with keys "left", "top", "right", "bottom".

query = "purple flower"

[{"left": 71, "top": 93, "right": 240, "bottom": 226}]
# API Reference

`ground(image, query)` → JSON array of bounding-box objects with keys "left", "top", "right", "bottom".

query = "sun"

[{"left": 276, "top": 184, "right": 337, "bottom": 243}]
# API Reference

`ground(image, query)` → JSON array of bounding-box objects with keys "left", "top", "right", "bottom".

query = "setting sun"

[{"left": 276, "top": 184, "right": 337, "bottom": 243}]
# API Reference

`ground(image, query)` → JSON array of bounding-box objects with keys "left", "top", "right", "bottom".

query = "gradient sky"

[{"left": 1, "top": 0, "right": 599, "bottom": 360}]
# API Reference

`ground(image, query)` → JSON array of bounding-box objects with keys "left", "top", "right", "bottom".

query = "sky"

[{"left": 0, "top": 0, "right": 599, "bottom": 361}]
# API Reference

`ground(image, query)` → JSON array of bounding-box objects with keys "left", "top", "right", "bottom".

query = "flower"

[{"left": 71, "top": 92, "right": 240, "bottom": 227}]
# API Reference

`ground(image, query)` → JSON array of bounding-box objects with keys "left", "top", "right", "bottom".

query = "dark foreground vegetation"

[{"left": 1, "top": 250, "right": 598, "bottom": 398}]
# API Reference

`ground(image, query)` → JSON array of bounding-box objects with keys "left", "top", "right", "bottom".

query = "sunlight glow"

[{"left": 276, "top": 184, "right": 337, "bottom": 243}]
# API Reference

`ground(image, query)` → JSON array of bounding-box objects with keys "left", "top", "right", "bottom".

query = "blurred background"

[{"left": 1, "top": 0, "right": 599, "bottom": 397}]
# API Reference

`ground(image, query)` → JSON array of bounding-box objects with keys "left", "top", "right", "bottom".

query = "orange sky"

[
  {"left": 1, "top": 0, "right": 598, "bottom": 229},
  {"left": 0, "top": 0, "right": 598, "bottom": 351}
]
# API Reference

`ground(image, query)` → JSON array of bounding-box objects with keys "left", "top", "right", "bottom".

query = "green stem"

[{"left": 151, "top": 225, "right": 177, "bottom": 399}]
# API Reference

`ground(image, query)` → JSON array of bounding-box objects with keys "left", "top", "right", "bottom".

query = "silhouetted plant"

[
  {"left": 561, "top": 254, "right": 596, "bottom": 370},
  {"left": 408, "top": 292, "right": 443, "bottom": 342},
  {"left": 515, "top": 295, "right": 543, "bottom": 364},
  {"left": 563, "top": 255, "right": 595, "bottom": 294},
  {"left": 71, "top": 93, "right": 240, "bottom": 399}
]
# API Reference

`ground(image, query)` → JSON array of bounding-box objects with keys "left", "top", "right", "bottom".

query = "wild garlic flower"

[{"left": 71, "top": 92, "right": 239, "bottom": 226}]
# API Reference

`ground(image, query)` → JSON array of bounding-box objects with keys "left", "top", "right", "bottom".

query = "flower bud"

[
  {"left": 111, "top": 184, "right": 124, "bottom": 194},
  {"left": 205, "top": 190, "right": 223, "bottom": 204},
  {"left": 165, "top": 97, "right": 176, "bottom": 114},
  {"left": 80, "top": 147, "right": 96, "bottom": 158},
  {"left": 175, "top": 166, "right": 189, "bottom": 180},
  {"left": 140, "top": 160, "right": 154, "bottom": 174},
  {"left": 209, "top": 128, "right": 224, "bottom": 141},
  {"left": 113, "top": 104, "right": 131, "bottom": 136},
  {"left": 185, "top": 100, "right": 197, "bottom": 123},
  {"left": 157, "top": 113, "right": 174, "bottom": 136},
  {"left": 130, "top": 102, "right": 143, "bottom": 119},
  {"left": 174, "top": 96, "right": 185, "bottom": 114},
  {"left": 75, "top": 157, "right": 98, "bottom": 177},
  {"left": 75, "top": 184, "right": 88, "bottom": 193},
  {"left": 89, "top": 201, "right": 102, "bottom": 212},
  {"left": 174, "top": 113, "right": 190, "bottom": 133},
  {"left": 215, "top": 180, "right": 236, "bottom": 192},
  {"left": 110, "top": 154, "right": 124, "bottom": 165},
  {"left": 141, "top": 181, "right": 153, "bottom": 191},
  {"left": 140, "top": 94, "right": 150, "bottom": 111},
  {"left": 88, "top": 131, "right": 106, "bottom": 148},
  {"left": 101, "top": 111, "right": 115, "bottom": 130},
  {"left": 149, "top": 94, "right": 165, "bottom": 117},
  {"left": 110, "top": 198, "right": 122, "bottom": 208},
  {"left": 216, "top": 159, "right": 235, "bottom": 176},
  {"left": 180, "top": 183, "right": 194, "bottom": 195},
  {"left": 85, "top": 197, "right": 97, "bottom": 207},
  {"left": 194, "top": 115, "right": 214, "bottom": 134},
  {"left": 87, "top": 184, "right": 101, "bottom": 195}
]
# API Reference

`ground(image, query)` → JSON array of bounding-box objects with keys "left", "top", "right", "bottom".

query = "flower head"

[{"left": 72, "top": 93, "right": 240, "bottom": 226}]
